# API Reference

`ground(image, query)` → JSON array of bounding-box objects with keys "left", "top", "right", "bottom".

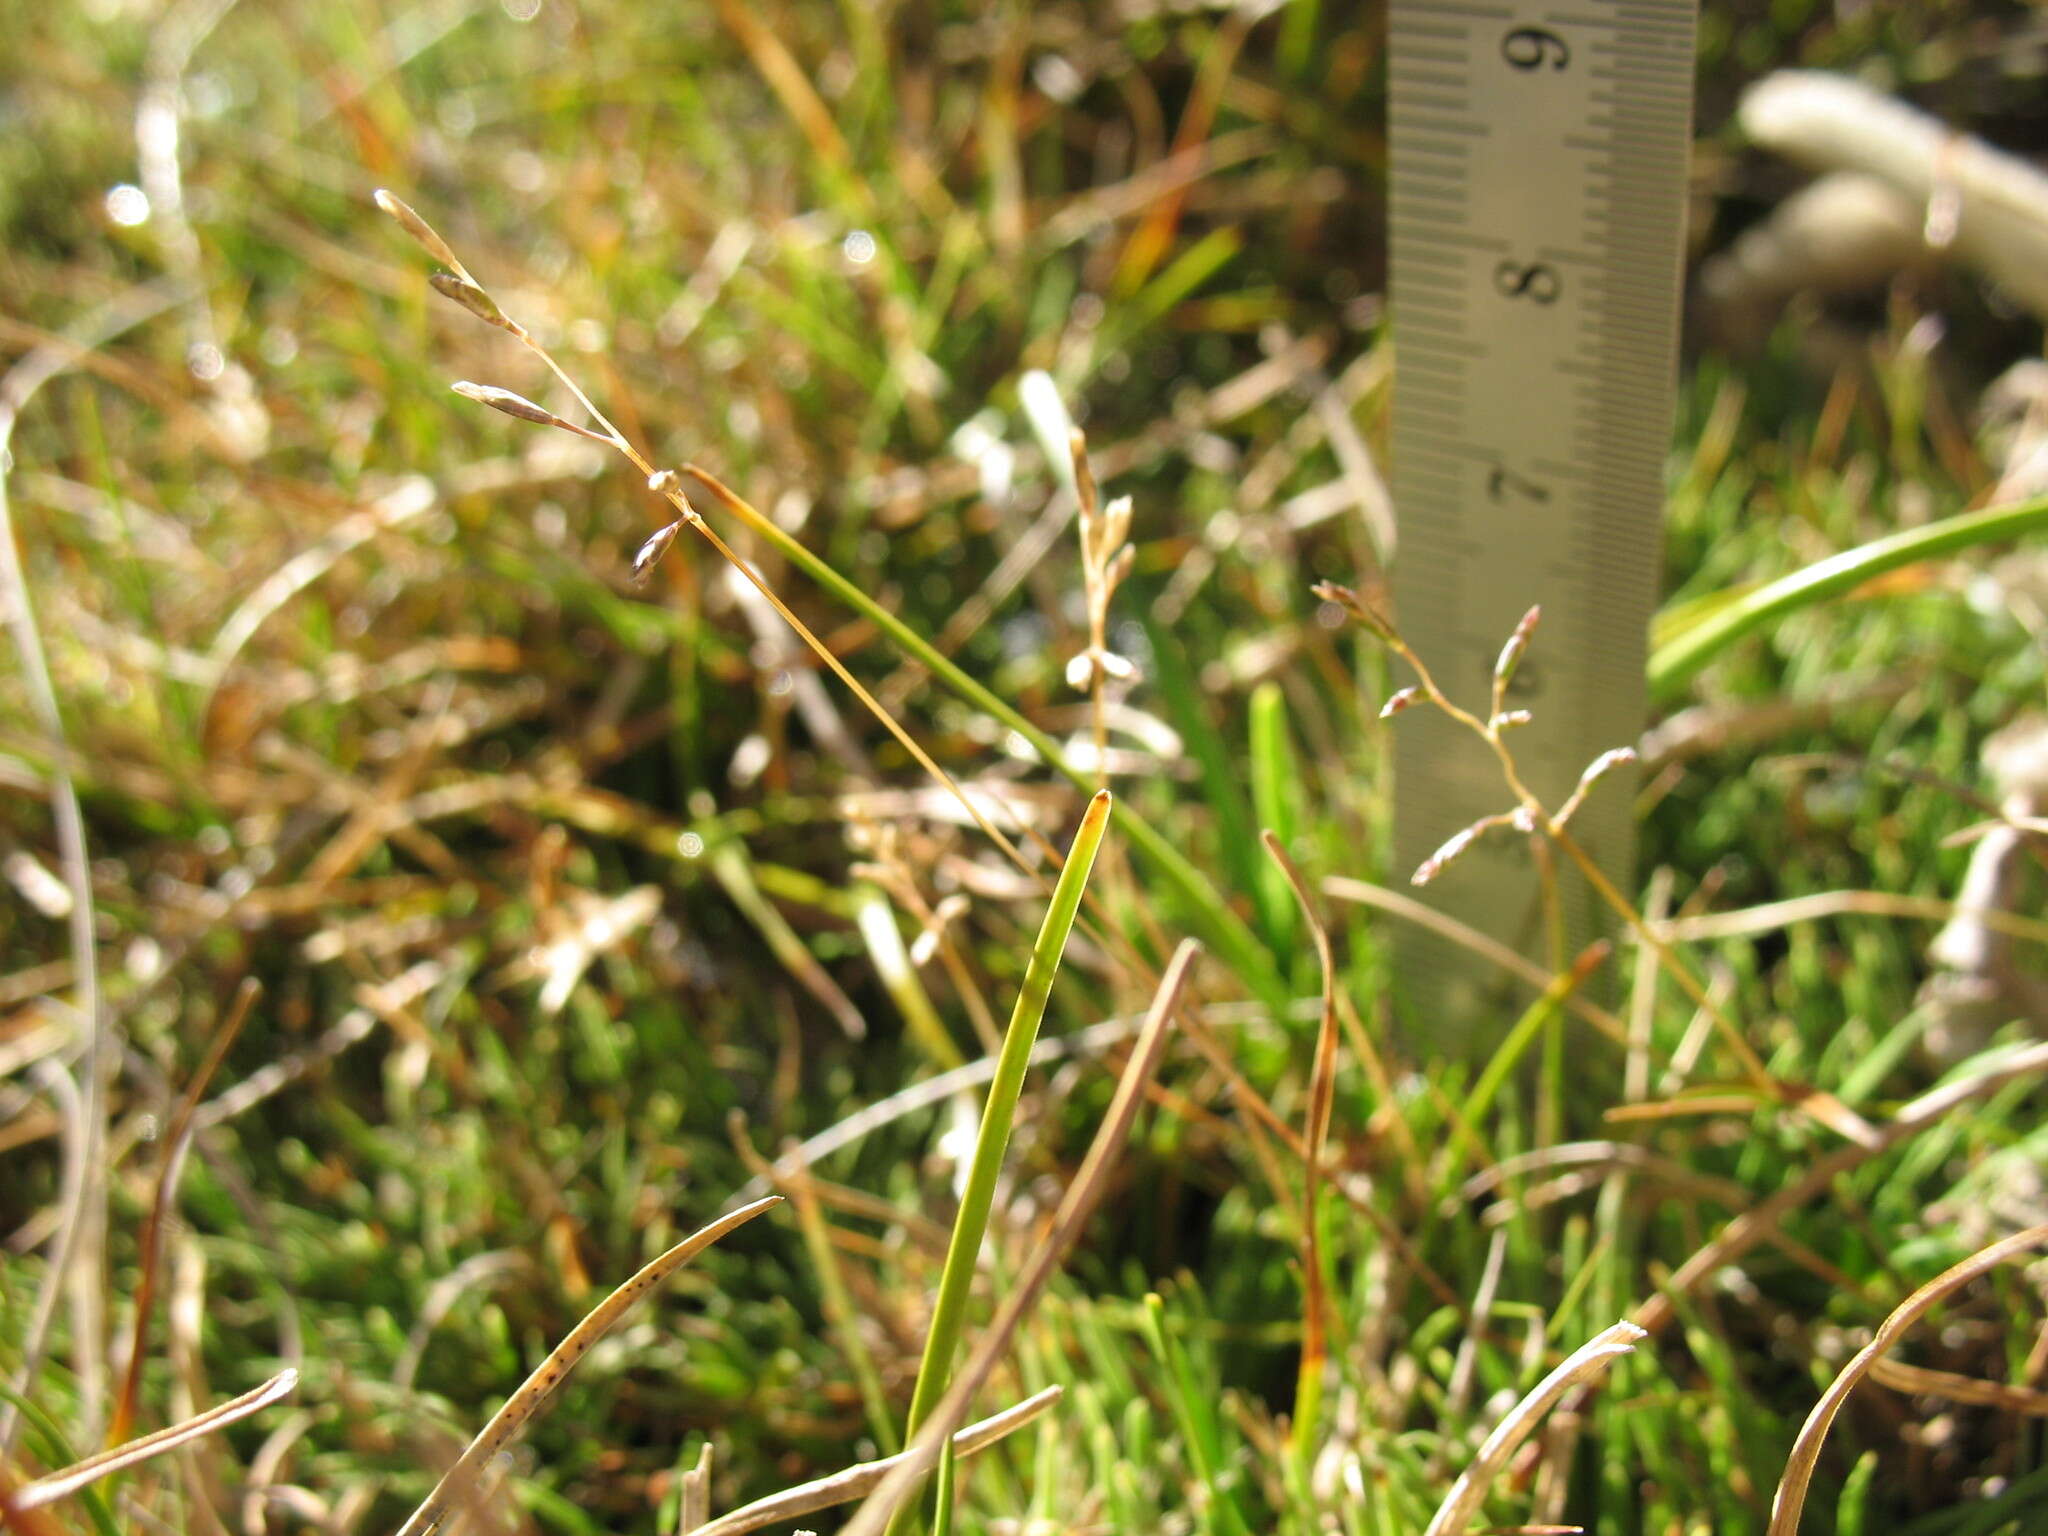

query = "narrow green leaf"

[
  {"left": 894, "top": 791, "right": 1114, "bottom": 1521},
  {"left": 1648, "top": 496, "right": 2048, "bottom": 699}
]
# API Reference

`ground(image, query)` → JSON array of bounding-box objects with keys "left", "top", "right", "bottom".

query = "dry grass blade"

[
  {"left": 12, "top": 1368, "right": 298, "bottom": 1511},
  {"left": 839, "top": 940, "right": 1199, "bottom": 1536},
  {"left": 109, "top": 977, "right": 262, "bottom": 1445},
  {"left": 1767, "top": 1222, "right": 2048, "bottom": 1536},
  {"left": 392, "top": 1196, "right": 781, "bottom": 1536},
  {"left": 1636, "top": 1037, "right": 2048, "bottom": 1337},
  {"left": 1424, "top": 1321, "right": 1647, "bottom": 1536},
  {"left": 686, "top": 1387, "right": 1062, "bottom": 1536},
  {"left": 1867, "top": 1356, "right": 2048, "bottom": 1414}
]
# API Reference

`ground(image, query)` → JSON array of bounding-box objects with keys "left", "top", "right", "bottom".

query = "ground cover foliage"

[{"left": 6, "top": 1, "right": 2048, "bottom": 1533}]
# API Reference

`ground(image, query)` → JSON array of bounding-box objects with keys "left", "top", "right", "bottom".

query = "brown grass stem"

[{"left": 109, "top": 978, "right": 262, "bottom": 1446}]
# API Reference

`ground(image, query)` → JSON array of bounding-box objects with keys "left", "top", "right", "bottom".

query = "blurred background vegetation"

[{"left": 7, "top": 1, "right": 2048, "bottom": 1533}]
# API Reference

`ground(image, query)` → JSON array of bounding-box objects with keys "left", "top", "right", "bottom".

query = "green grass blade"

[
  {"left": 1248, "top": 680, "right": 1300, "bottom": 959},
  {"left": 1648, "top": 496, "right": 2048, "bottom": 700},
  {"left": 893, "top": 790, "right": 1113, "bottom": 1523}
]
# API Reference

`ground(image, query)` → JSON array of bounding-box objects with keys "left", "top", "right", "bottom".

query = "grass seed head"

[
  {"left": 373, "top": 188, "right": 465, "bottom": 273},
  {"left": 428, "top": 271, "right": 512, "bottom": 331},
  {"left": 631, "top": 520, "right": 688, "bottom": 585}
]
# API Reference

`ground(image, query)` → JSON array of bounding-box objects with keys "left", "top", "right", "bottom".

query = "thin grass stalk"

[
  {"left": 679, "top": 465, "right": 1283, "bottom": 1002},
  {"left": 848, "top": 940, "right": 1199, "bottom": 1536},
  {"left": 1320, "top": 877, "right": 1628, "bottom": 1043},
  {"left": 1768, "top": 1222, "right": 2048, "bottom": 1535},
  {"left": 893, "top": 793, "right": 1113, "bottom": 1492},
  {"left": 377, "top": 196, "right": 1280, "bottom": 1005},
  {"left": 392, "top": 1197, "right": 780, "bottom": 1536}
]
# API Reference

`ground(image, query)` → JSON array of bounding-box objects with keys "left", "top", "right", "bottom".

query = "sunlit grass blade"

[
  {"left": 1648, "top": 495, "right": 2048, "bottom": 699},
  {"left": 891, "top": 790, "right": 1113, "bottom": 1528}
]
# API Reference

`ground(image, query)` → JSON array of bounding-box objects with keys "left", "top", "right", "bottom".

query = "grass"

[{"left": 5, "top": 2, "right": 2048, "bottom": 1535}]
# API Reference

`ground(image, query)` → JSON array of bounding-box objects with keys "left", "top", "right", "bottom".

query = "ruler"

[{"left": 1386, "top": 0, "right": 1696, "bottom": 1030}]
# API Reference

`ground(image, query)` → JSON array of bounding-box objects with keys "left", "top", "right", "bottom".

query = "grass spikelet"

[{"left": 373, "top": 189, "right": 468, "bottom": 278}]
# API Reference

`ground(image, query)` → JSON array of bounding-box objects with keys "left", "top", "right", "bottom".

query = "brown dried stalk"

[
  {"left": 109, "top": 977, "right": 262, "bottom": 1446},
  {"left": 1263, "top": 831, "right": 1340, "bottom": 1462}
]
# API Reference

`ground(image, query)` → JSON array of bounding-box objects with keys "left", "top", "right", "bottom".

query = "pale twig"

[
  {"left": 1423, "top": 1321, "right": 1646, "bottom": 1536},
  {"left": 685, "top": 1387, "right": 1062, "bottom": 1536},
  {"left": 1660, "top": 889, "right": 2048, "bottom": 949},
  {"left": 678, "top": 1441, "right": 714, "bottom": 1536},
  {"left": 10, "top": 1369, "right": 298, "bottom": 1512},
  {"left": 1768, "top": 1223, "right": 2048, "bottom": 1536},
  {"left": 391, "top": 1197, "right": 780, "bottom": 1536},
  {"left": 838, "top": 942, "right": 1197, "bottom": 1536}
]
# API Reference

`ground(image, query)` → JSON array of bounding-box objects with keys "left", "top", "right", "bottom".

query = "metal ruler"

[{"left": 1386, "top": 0, "right": 1696, "bottom": 1030}]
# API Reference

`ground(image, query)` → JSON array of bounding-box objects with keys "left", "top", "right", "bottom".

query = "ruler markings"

[
  {"left": 1390, "top": 0, "right": 1696, "bottom": 1034},
  {"left": 1390, "top": 68, "right": 1476, "bottom": 90},
  {"left": 1392, "top": 136, "right": 1474, "bottom": 157},
  {"left": 1400, "top": 91, "right": 1479, "bottom": 113},
  {"left": 1387, "top": 227, "right": 1509, "bottom": 253},
  {"left": 1390, "top": 19, "right": 1478, "bottom": 39}
]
